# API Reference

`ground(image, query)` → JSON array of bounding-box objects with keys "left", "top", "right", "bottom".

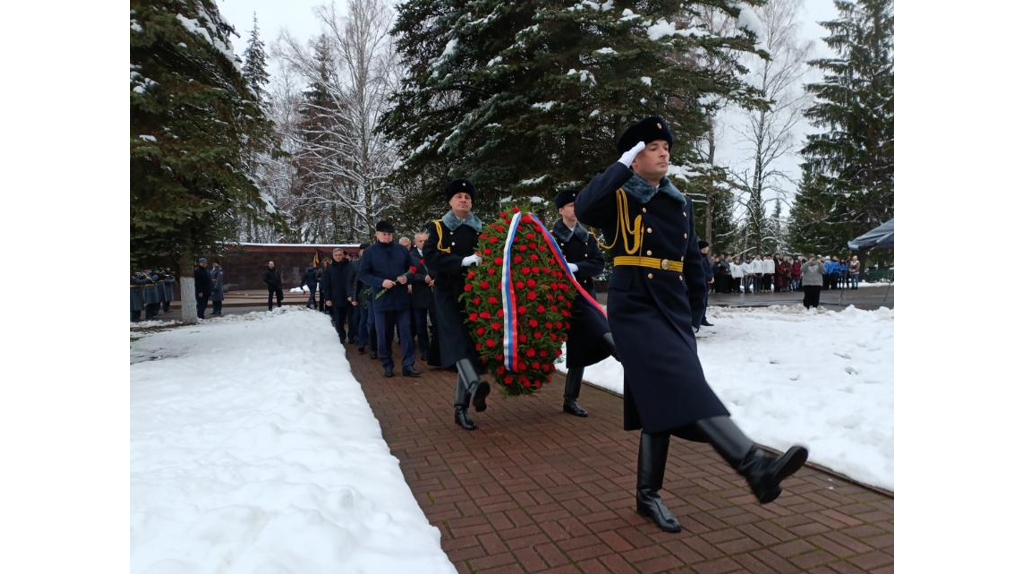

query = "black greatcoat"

[
  {"left": 194, "top": 266, "right": 212, "bottom": 296},
  {"left": 423, "top": 212, "right": 481, "bottom": 368},
  {"left": 575, "top": 162, "right": 729, "bottom": 433},
  {"left": 551, "top": 219, "right": 613, "bottom": 369}
]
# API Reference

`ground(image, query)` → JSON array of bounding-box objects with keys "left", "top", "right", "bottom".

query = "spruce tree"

[
  {"left": 242, "top": 13, "right": 271, "bottom": 105},
  {"left": 131, "top": 0, "right": 274, "bottom": 321},
  {"left": 789, "top": 0, "right": 893, "bottom": 255},
  {"left": 382, "top": 1, "right": 766, "bottom": 220}
]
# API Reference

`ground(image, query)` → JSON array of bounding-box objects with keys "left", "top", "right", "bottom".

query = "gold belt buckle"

[{"left": 660, "top": 259, "right": 670, "bottom": 270}]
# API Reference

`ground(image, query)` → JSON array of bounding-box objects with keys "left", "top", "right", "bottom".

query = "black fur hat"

[
  {"left": 445, "top": 179, "right": 477, "bottom": 201},
  {"left": 555, "top": 189, "right": 579, "bottom": 208},
  {"left": 375, "top": 220, "right": 395, "bottom": 233},
  {"left": 616, "top": 115, "right": 674, "bottom": 154}
]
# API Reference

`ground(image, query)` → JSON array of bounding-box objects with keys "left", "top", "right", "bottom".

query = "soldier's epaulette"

[{"left": 433, "top": 219, "right": 451, "bottom": 254}]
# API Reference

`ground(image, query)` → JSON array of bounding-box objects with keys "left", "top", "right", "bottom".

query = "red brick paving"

[{"left": 349, "top": 344, "right": 894, "bottom": 573}]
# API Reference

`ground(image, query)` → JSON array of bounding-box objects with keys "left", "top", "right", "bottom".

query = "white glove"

[
  {"left": 567, "top": 262, "right": 579, "bottom": 273},
  {"left": 461, "top": 254, "right": 481, "bottom": 267},
  {"left": 617, "top": 140, "right": 646, "bottom": 167}
]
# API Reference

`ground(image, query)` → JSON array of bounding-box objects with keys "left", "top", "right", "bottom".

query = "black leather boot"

[
  {"left": 453, "top": 374, "right": 477, "bottom": 431},
  {"left": 456, "top": 359, "right": 490, "bottom": 412},
  {"left": 562, "top": 368, "right": 588, "bottom": 417},
  {"left": 635, "top": 432, "right": 681, "bottom": 533},
  {"left": 601, "top": 332, "right": 619, "bottom": 361},
  {"left": 696, "top": 416, "right": 808, "bottom": 504}
]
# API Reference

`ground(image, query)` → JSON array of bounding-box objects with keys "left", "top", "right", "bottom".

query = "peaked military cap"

[{"left": 616, "top": 115, "right": 674, "bottom": 154}]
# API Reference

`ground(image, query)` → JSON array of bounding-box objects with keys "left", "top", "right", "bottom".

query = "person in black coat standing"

[
  {"left": 193, "top": 258, "right": 213, "bottom": 319},
  {"left": 263, "top": 260, "right": 284, "bottom": 311},
  {"left": 322, "top": 247, "right": 354, "bottom": 344},
  {"left": 409, "top": 232, "right": 435, "bottom": 361},
  {"left": 551, "top": 189, "right": 618, "bottom": 417},
  {"left": 575, "top": 116, "right": 808, "bottom": 533},
  {"left": 698, "top": 241, "right": 714, "bottom": 327},
  {"left": 423, "top": 179, "right": 492, "bottom": 431},
  {"left": 359, "top": 221, "right": 421, "bottom": 378}
]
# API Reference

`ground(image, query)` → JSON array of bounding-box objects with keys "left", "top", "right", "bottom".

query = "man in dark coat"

[
  {"left": 322, "top": 247, "right": 354, "bottom": 344},
  {"left": 303, "top": 265, "right": 318, "bottom": 309},
  {"left": 193, "top": 259, "right": 213, "bottom": 319},
  {"left": 210, "top": 260, "right": 225, "bottom": 316},
  {"left": 409, "top": 232, "right": 435, "bottom": 361},
  {"left": 263, "top": 260, "right": 284, "bottom": 311},
  {"left": 162, "top": 273, "right": 175, "bottom": 312},
  {"left": 354, "top": 244, "right": 378, "bottom": 357},
  {"left": 359, "top": 221, "right": 421, "bottom": 378},
  {"left": 344, "top": 250, "right": 360, "bottom": 344},
  {"left": 575, "top": 116, "right": 808, "bottom": 533},
  {"left": 423, "top": 179, "right": 491, "bottom": 431},
  {"left": 551, "top": 188, "right": 617, "bottom": 417}
]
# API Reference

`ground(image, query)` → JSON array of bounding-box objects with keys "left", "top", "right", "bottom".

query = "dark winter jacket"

[
  {"left": 303, "top": 267, "right": 318, "bottom": 290},
  {"left": 409, "top": 246, "right": 434, "bottom": 310},
  {"left": 358, "top": 241, "right": 416, "bottom": 312},
  {"left": 321, "top": 259, "right": 354, "bottom": 307},
  {"left": 262, "top": 267, "right": 283, "bottom": 290},
  {"left": 194, "top": 266, "right": 213, "bottom": 297}
]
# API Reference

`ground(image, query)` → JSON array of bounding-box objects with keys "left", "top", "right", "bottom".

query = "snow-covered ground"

[
  {"left": 131, "top": 308, "right": 455, "bottom": 574},
  {"left": 559, "top": 304, "right": 894, "bottom": 491}
]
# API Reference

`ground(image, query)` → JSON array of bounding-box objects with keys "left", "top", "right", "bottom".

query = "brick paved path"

[{"left": 349, "top": 345, "right": 894, "bottom": 574}]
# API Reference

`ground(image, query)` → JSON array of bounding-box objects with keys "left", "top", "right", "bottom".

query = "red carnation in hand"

[{"left": 409, "top": 266, "right": 417, "bottom": 273}]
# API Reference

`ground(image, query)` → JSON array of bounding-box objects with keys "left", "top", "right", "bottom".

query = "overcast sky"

[{"left": 215, "top": 0, "right": 842, "bottom": 216}]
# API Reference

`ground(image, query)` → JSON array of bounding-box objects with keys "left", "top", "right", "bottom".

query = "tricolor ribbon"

[{"left": 500, "top": 211, "right": 607, "bottom": 372}]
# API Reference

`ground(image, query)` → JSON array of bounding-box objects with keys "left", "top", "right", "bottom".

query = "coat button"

[
  {"left": 642, "top": 207, "right": 647, "bottom": 213},
  {"left": 584, "top": 253, "right": 588, "bottom": 257},
  {"left": 647, "top": 227, "right": 653, "bottom": 233},
  {"left": 683, "top": 211, "right": 687, "bottom": 217},
  {"left": 647, "top": 273, "right": 653, "bottom": 279},
  {"left": 683, "top": 233, "right": 688, "bottom": 240},
  {"left": 679, "top": 275, "right": 683, "bottom": 281},
  {"left": 646, "top": 250, "right": 652, "bottom": 256}
]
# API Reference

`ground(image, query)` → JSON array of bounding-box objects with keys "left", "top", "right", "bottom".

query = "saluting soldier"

[
  {"left": 423, "top": 179, "right": 491, "bottom": 431},
  {"left": 575, "top": 116, "right": 808, "bottom": 533},
  {"left": 551, "top": 188, "right": 617, "bottom": 417}
]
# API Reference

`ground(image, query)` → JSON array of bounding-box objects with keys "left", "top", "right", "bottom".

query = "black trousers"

[
  {"left": 212, "top": 300, "right": 222, "bottom": 315},
  {"left": 196, "top": 295, "right": 209, "bottom": 319},
  {"left": 331, "top": 304, "right": 348, "bottom": 341},
  {"left": 267, "top": 287, "right": 284, "bottom": 309},
  {"left": 145, "top": 303, "right": 159, "bottom": 320},
  {"left": 803, "top": 286, "right": 822, "bottom": 308}
]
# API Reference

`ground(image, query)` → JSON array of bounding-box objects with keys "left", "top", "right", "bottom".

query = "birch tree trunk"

[{"left": 178, "top": 253, "right": 198, "bottom": 324}]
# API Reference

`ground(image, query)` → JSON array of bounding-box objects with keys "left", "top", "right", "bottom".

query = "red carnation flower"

[
  {"left": 409, "top": 266, "right": 417, "bottom": 273},
  {"left": 484, "top": 248, "right": 492, "bottom": 255},
  {"left": 527, "top": 292, "right": 537, "bottom": 301},
  {"left": 519, "top": 335, "right": 527, "bottom": 343},
  {"left": 512, "top": 207, "right": 521, "bottom": 213},
  {"left": 528, "top": 319, "right": 538, "bottom": 328},
  {"left": 550, "top": 333, "right": 558, "bottom": 341},
  {"left": 464, "top": 284, "right": 472, "bottom": 292},
  {"left": 515, "top": 281, "right": 525, "bottom": 289},
  {"left": 532, "top": 266, "right": 540, "bottom": 273},
  {"left": 495, "top": 257, "right": 503, "bottom": 265},
  {"left": 487, "top": 296, "right": 498, "bottom": 305},
  {"left": 529, "top": 242, "right": 537, "bottom": 250},
  {"left": 539, "top": 350, "right": 547, "bottom": 357},
  {"left": 480, "top": 311, "right": 490, "bottom": 319},
  {"left": 545, "top": 322, "right": 553, "bottom": 329},
  {"left": 500, "top": 211, "right": 508, "bottom": 218},
  {"left": 555, "top": 322, "right": 562, "bottom": 329},
  {"left": 488, "top": 268, "right": 496, "bottom": 275},
  {"left": 504, "top": 375, "right": 513, "bottom": 384},
  {"left": 486, "top": 339, "right": 497, "bottom": 348},
  {"left": 477, "top": 327, "right": 485, "bottom": 336},
  {"left": 476, "top": 343, "right": 482, "bottom": 350},
  {"left": 555, "top": 349, "right": 562, "bottom": 357},
  {"left": 533, "top": 332, "right": 541, "bottom": 339},
  {"left": 518, "top": 244, "right": 527, "bottom": 252},
  {"left": 469, "top": 313, "right": 479, "bottom": 321},
  {"left": 480, "top": 281, "right": 490, "bottom": 289},
  {"left": 497, "top": 309, "right": 504, "bottom": 317},
  {"left": 473, "top": 297, "right": 481, "bottom": 304},
  {"left": 532, "top": 362, "right": 540, "bottom": 370},
  {"left": 491, "top": 322, "right": 501, "bottom": 331},
  {"left": 529, "top": 254, "right": 539, "bottom": 261},
  {"left": 527, "top": 279, "right": 536, "bottom": 288},
  {"left": 526, "top": 348, "right": 536, "bottom": 357},
  {"left": 467, "top": 271, "right": 475, "bottom": 279},
  {"left": 513, "top": 255, "right": 523, "bottom": 264},
  {"left": 537, "top": 305, "right": 546, "bottom": 313},
  {"left": 518, "top": 306, "right": 526, "bottom": 315},
  {"left": 490, "top": 236, "right": 499, "bottom": 244}
]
